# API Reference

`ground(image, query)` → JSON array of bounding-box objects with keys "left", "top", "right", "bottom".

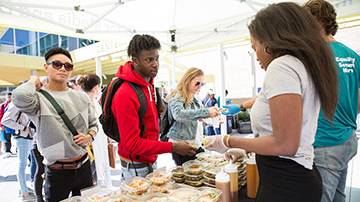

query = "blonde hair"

[{"left": 170, "top": 67, "right": 204, "bottom": 106}]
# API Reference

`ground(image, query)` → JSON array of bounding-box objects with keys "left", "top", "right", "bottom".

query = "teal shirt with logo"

[{"left": 314, "top": 41, "right": 360, "bottom": 147}]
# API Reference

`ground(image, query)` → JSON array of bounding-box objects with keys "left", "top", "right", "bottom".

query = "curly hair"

[
  {"left": 304, "top": 0, "right": 338, "bottom": 36},
  {"left": 127, "top": 34, "right": 161, "bottom": 58},
  {"left": 248, "top": 2, "right": 338, "bottom": 120}
]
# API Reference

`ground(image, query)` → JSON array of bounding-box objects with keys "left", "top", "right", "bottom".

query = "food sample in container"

[
  {"left": 201, "top": 137, "right": 214, "bottom": 148},
  {"left": 169, "top": 188, "right": 201, "bottom": 202},
  {"left": 183, "top": 160, "right": 203, "bottom": 175},
  {"left": 171, "top": 166, "right": 184, "bottom": 178},
  {"left": 184, "top": 179, "right": 203, "bottom": 187},
  {"left": 106, "top": 195, "right": 134, "bottom": 202},
  {"left": 186, "top": 140, "right": 199, "bottom": 149},
  {"left": 62, "top": 196, "right": 90, "bottom": 202},
  {"left": 203, "top": 165, "right": 222, "bottom": 178},
  {"left": 146, "top": 193, "right": 173, "bottom": 202},
  {"left": 171, "top": 176, "right": 185, "bottom": 183},
  {"left": 196, "top": 151, "right": 224, "bottom": 162},
  {"left": 184, "top": 173, "right": 203, "bottom": 181},
  {"left": 146, "top": 171, "right": 171, "bottom": 186},
  {"left": 203, "top": 181, "right": 216, "bottom": 188},
  {"left": 198, "top": 187, "right": 222, "bottom": 202},
  {"left": 121, "top": 177, "right": 151, "bottom": 196},
  {"left": 148, "top": 181, "right": 177, "bottom": 194},
  {"left": 203, "top": 174, "right": 215, "bottom": 185}
]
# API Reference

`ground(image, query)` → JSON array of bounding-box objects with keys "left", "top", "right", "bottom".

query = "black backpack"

[
  {"left": 159, "top": 100, "right": 173, "bottom": 142},
  {"left": 99, "top": 78, "right": 147, "bottom": 142}
]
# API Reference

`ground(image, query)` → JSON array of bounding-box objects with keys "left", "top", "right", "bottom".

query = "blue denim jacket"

[{"left": 166, "top": 95, "right": 209, "bottom": 141}]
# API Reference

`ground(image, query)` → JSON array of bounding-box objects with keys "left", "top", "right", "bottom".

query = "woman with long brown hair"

[
  {"left": 166, "top": 67, "right": 219, "bottom": 165},
  {"left": 206, "top": 2, "right": 338, "bottom": 202}
]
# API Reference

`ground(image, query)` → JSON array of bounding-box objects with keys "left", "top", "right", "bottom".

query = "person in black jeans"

[{"left": 32, "top": 143, "right": 44, "bottom": 202}]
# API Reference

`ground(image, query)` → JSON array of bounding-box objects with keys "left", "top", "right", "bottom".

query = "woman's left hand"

[{"left": 203, "top": 135, "right": 228, "bottom": 153}]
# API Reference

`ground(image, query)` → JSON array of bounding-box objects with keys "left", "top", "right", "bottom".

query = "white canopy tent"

[
  {"left": 0, "top": 0, "right": 359, "bottom": 52},
  {"left": 0, "top": 0, "right": 359, "bottom": 97}
]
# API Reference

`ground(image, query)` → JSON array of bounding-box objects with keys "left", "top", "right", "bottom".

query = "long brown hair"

[
  {"left": 248, "top": 2, "right": 337, "bottom": 120},
  {"left": 170, "top": 67, "right": 204, "bottom": 107}
]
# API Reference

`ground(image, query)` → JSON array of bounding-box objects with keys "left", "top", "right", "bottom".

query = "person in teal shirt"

[{"left": 305, "top": 1, "right": 360, "bottom": 202}]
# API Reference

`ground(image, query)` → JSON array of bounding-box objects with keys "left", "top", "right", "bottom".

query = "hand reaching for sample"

[
  {"left": 222, "top": 104, "right": 241, "bottom": 116},
  {"left": 208, "top": 107, "right": 220, "bottom": 117},
  {"left": 202, "top": 135, "right": 228, "bottom": 153},
  {"left": 173, "top": 141, "right": 197, "bottom": 156},
  {"left": 73, "top": 132, "right": 92, "bottom": 146},
  {"left": 225, "top": 148, "right": 246, "bottom": 163}
]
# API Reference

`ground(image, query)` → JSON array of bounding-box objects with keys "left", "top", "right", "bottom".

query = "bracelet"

[
  {"left": 223, "top": 135, "right": 230, "bottom": 148},
  {"left": 227, "top": 135, "right": 231, "bottom": 148},
  {"left": 88, "top": 133, "right": 94, "bottom": 141}
]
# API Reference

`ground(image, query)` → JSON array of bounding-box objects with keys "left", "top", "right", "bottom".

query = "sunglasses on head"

[
  {"left": 195, "top": 81, "right": 205, "bottom": 87},
  {"left": 47, "top": 60, "right": 74, "bottom": 71}
]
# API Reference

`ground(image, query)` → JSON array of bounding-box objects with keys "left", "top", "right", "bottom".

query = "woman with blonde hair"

[{"left": 167, "top": 67, "right": 219, "bottom": 165}]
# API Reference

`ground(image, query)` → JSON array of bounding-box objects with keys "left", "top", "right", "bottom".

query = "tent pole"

[
  {"left": 95, "top": 57, "right": 102, "bottom": 85},
  {"left": 218, "top": 43, "right": 227, "bottom": 135},
  {"left": 171, "top": 51, "right": 176, "bottom": 89},
  {"left": 249, "top": 51, "right": 256, "bottom": 97}
]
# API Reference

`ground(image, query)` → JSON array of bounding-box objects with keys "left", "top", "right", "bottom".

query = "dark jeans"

[
  {"left": 4, "top": 132, "right": 12, "bottom": 152},
  {"left": 32, "top": 146, "right": 45, "bottom": 201},
  {"left": 29, "top": 151, "right": 36, "bottom": 182},
  {"left": 255, "top": 154, "right": 322, "bottom": 202},
  {"left": 44, "top": 160, "right": 93, "bottom": 202},
  {"left": 172, "top": 147, "right": 204, "bottom": 166}
]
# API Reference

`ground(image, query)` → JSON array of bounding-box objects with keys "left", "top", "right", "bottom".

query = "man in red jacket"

[{"left": 112, "top": 34, "right": 196, "bottom": 179}]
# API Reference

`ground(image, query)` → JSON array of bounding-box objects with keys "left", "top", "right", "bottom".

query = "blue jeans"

[
  {"left": 314, "top": 132, "right": 358, "bottom": 202},
  {"left": 15, "top": 138, "right": 32, "bottom": 194},
  {"left": 121, "top": 162, "right": 156, "bottom": 181}
]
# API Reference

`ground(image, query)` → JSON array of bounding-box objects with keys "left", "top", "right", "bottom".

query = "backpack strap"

[
  {"left": 39, "top": 89, "right": 78, "bottom": 136},
  {"left": 128, "top": 82, "right": 147, "bottom": 138}
]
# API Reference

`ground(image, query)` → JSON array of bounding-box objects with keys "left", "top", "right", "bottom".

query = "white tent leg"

[
  {"left": 218, "top": 44, "right": 227, "bottom": 135},
  {"left": 249, "top": 51, "right": 256, "bottom": 97},
  {"left": 171, "top": 51, "right": 176, "bottom": 89},
  {"left": 95, "top": 57, "right": 102, "bottom": 84}
]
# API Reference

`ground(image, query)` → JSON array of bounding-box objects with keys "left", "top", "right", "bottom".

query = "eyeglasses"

[
  {"left": 195, "top": 81, "right": 205, "bottom": 87},
  {"left": 47, "top": 60, "right": 74, "bottom": 71}
]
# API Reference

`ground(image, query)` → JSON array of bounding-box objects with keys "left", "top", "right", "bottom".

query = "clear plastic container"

[
  {"left": 146, "top": 170, "right": 171, "bottom": 186},
  {"left": 169, "top": 187, "right": 201, "bottom": 202},
  {"left": 203, "top": 165, "right": 222, "bottom": 178},
  {"left": 184, "top": 173, "right": 203, "bottom": 181},
  {"left": 183, "top": 160, "right": 203, "bottom": 175},
  {"left": 184, "top": 179, "right": 203, "bottom": 187},
  {"left": 171, "top": 176, "right": 185, "bottom": 183},
  {"left": 61, "top": 196, "right": 90, "bottom": 202},
  {"left": 146, "top": 193, "right": 171, "bottom": 202},
  {"left": 203, "top": 181, "right": 216, "bottom": 188},
  {"left": 203, "top": 174, "right": 215, "bottom": 185},
  {"left": 198, "top": 187, "right": 222, "bottom": 202},
  {"left": 121, "top": 177, "right": 151, "bottom": 196},
  {"left": 171, "top": 166, "right": 184, "bottom": 178}
]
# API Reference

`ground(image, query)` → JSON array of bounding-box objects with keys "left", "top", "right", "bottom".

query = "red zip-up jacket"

[{"left": 112, "top": 61, "right": 173, "bottom": 164}]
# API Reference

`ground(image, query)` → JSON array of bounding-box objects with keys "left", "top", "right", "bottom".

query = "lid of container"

[
  {"left": 224, "top": 163, "right": 237, "bottom": 173},
  {"left": 215, "top": 171, "right": 230, "bottom": 182},
  {"left": 246, "top": 153, "right": 256, "bottom": 164}
]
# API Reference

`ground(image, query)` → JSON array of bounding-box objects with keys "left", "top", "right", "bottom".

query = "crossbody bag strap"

[{"left": 39, "top": 89, "right": 78, "bottom": 136}]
